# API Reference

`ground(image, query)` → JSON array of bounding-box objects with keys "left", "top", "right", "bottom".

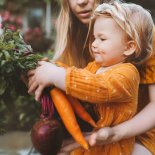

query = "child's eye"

[{"left": 100, "top": 38, "right": 105, "bottom": 41}]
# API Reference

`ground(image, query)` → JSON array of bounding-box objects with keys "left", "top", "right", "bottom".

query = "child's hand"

[
  {"left": 41, "top": 57, "right": 49, "bottom": 62},
  {"left": 27, "top": 61, "right": 57, "bottom": 101},
  {"left": 88, "top": 127, "right": 119, "bottom": 146}
]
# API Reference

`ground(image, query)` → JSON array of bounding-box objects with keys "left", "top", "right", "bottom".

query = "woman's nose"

[{"left": 77, "top": 0, "right": 88, "bottom": 6}]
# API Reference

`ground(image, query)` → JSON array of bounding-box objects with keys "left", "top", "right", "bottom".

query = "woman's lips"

[{"left": 78, "top": 10, "right": 92, "bottom": 18}]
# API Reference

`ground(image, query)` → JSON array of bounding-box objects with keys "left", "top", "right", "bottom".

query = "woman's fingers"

[
  {"left": 88, "top": 127, "right": 115, "bottom": 146},
  {"left": 60, "top": 142, "right": 80, "bottom": 153},
  {"left": 59, "top": 133, "right": 91, "bottom": 154},
  {"left": 96, "top": 128, "right": 112, "bottom": 141},
  {"left": 88, "top": 132, "right": 97, "bottom": 146},
  {"left": 59, "top": 137, "right": 80, "bottom": 153},
  {"left": 61, "top": 138, "right": 75, "bottom": 147}
]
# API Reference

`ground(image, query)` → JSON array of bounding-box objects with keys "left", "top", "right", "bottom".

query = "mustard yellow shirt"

[
  {"left": 66, "top": 62, "right": 139, "bottom": 155},
  {"left": 136, "top": 56, "right": 155, "bottom": 154},
  {"left": 134, "top": 27, "right": 155, "bottom": 155}
]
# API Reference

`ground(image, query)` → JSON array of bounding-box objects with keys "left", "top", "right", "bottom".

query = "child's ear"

[{"left": 123, "top": 41, "right": 137, "bottom": 56}]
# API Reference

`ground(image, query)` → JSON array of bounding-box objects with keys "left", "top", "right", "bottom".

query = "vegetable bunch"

[
  {"left": 0, "top": 29, "right": 97, "bottom": 152},
  {"left": 0, "top": 29, "right": 43, "bottom": 96}
]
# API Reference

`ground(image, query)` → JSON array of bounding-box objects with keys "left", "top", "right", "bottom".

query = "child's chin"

[
  {"left": 95, "top": 60, "right": 103, "bottom": 64},
  {"left": 95, "top": 61, "right": 102, "bottom": 65}
]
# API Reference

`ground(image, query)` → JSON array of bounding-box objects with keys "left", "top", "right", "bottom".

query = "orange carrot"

[
  {"left": 50, "top": 88, "right": 89, "bottom": 150},
  {"left": 67, "top": 96, "right": 97, "bottom": 128}
]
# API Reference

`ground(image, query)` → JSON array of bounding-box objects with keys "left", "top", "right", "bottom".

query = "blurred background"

[{"left": 0, "top": 0, "right": 154, "bottom": 154}]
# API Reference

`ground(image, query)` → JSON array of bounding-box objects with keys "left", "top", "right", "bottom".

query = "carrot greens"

[{"left": 0, "top": 29, "right": 43, "bottom": 96}]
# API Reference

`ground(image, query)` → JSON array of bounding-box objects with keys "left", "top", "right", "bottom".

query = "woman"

[
  {"left": 53, "top": 0, "right": 98, "bottom": 67},
  {"left": 29, "top": 0, "right": 155, "bottom": 154}
]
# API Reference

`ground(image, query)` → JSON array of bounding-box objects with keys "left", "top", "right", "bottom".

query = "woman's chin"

[{"left": 79, "top": 18, "right": 90, "bottom": 25}]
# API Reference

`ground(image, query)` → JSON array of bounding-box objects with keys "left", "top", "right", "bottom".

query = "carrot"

[
  {"left": 67, "top": 96, "right": 97, "bottom": 128},
  {"left": 50, "top": 88, "right": 89, "bottom": 150}
]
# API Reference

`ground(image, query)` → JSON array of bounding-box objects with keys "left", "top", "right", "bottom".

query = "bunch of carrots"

[{"left": 50, "top": 87, "right": 97, "bottom": 150}]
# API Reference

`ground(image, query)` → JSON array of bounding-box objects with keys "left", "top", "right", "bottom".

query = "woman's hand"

[
  {"left": 57, "top": 128, "right": 126, "bottom": 154},
  {"left": 58, "top": 133, "right": 91, "bottom": 154},
  {"left": 58, "top": 139, "right": 80, "bottom": 154},
  {"left": 59, "top": 130, "right": 118, "bottom": 153}
]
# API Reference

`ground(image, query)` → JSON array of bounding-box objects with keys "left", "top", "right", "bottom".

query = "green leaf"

[
  {"left": 3, "top": 50, "right": 11, "bottom": 60},
  {"left": 0, "top": 28, "right": 44, "bottom": 99}
]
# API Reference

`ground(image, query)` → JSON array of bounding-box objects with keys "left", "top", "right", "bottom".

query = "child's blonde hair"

[
  {"left": 90, "top": 1, "right": 154, "bottom": 64},
  {"left": 53, "top": 0, "right": 102, "bottom": 67}
]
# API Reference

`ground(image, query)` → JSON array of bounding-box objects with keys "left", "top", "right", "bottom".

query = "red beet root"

[
  {"left": 31, "top": 118, "right": 63, "bottom": 155},
  {"left": 31, "top": 93, "right": 63, "bottom": 155}
]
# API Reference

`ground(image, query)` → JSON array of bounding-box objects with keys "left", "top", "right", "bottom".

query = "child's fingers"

[
  {"left": 38, "top": 61, "right": 47, "bottom": 66},
  {"left": 28, "top": 81, "right": 38, "bottom": 94},
  {"left": 41, "top": 57, "right": 49, "bottom": 61},
  {"left": 27, "top": 69, "right": 36, "bottom": 77},
  {"left": 28, "top": 76, "right": 35, "bottom": 88},
  {"left": 35, "top": 85, "right": 44, "bottom": 101}
]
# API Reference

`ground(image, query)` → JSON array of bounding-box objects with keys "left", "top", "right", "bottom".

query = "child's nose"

[{"left": 92, "top": 40, "right": 98, "bottom": 50}]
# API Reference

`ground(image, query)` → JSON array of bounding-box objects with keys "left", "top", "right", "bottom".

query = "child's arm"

[
  {"left": 64, "top": 63, "right": 139, "bottom": 105},
  {"left": 28, "top": 62, "right": 139, "bottom": 105},
  {"left": 88, "top": 84, "right": 155, "bottom": 146}
]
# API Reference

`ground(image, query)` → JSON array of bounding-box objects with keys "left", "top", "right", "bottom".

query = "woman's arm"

[{"left": 88, "top": 84, "right": 155, "bottom": 146}]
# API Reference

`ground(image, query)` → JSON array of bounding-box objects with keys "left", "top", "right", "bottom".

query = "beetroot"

[
  {"left": 31, "top": 93, "right": 63, "bottom": 155},
  {"left": 31, "top": 118, "right": 63, "bottom": 155}
]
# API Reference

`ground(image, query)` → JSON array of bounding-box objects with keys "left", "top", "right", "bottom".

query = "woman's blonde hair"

[
  {"left": 53, "top": 0, "right": 101, "bottom": 67},
  {"left": 89, "top": 1, "right": 154, "bottom": 64}
]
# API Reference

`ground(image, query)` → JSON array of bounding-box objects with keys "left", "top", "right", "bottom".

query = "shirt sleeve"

[
  {"left": 138, "top": 55, "right": 155, "bottom": 84},
  {"left": 139, "top": 26, "right": 155, "bottom": 84},
  {"left": 66, "top": 64, "right": 140, "bottom": 104}
]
